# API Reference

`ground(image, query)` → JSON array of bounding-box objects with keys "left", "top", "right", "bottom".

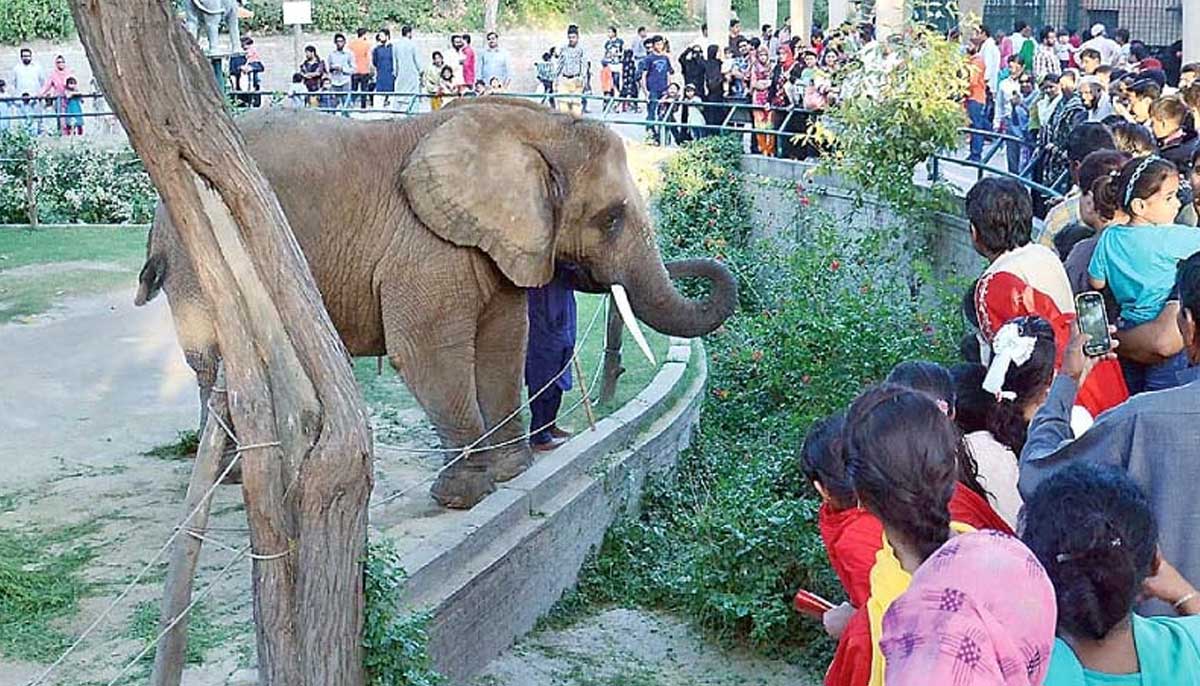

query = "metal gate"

[{"left": 981, "top": 0, "right": 1044, "bottom": 33}]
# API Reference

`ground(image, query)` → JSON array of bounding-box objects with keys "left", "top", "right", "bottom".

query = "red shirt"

[
  {"left": 818, "top": 503, "right": 883, "bottom": 609},
  {"left": 949, "top": 482, "right": 1014, "bottom": 535},
  {"left": 826, "top": 606, "right": 872, "bottom": 686}
]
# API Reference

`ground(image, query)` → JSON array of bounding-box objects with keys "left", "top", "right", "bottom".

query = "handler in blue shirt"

[{"left": 526, "top": 264, "right": 580, "bottom": 450}]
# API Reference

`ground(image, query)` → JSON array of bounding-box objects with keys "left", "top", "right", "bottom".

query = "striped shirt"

[{"left": 557, "top": 44, "right": 586, "bottom": 78}]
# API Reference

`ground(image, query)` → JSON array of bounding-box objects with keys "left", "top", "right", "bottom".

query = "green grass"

[
  {"left": 0, "top": 226, "right": 148, "bottom": 323},
  {"left": 0, "top": 522, "right": 99, "bottom": 661},
  {"left": 124, "top": 599, "right": 238, "bottom": 670},
  {"left": 353, "top": 293, "right": 672, "bottom": 443},
  {"left": 143, "top": 430, "right": 201, "bottom": 460}
]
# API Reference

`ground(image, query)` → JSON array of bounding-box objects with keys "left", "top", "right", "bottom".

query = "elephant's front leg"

[
  {"left": 204, "top": 14, "right": 221, "bottom": 52},
  {"left": 474, "top": 284, "right": 534, "bottom": 482},
  {"left": 382, "top": 288, "right": 495, "bottom": 509}
]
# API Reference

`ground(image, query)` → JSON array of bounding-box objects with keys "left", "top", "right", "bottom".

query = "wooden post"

[
  {"left": 599, "top": 294, "right": 625, "bottom": 404},
  {"left": 152, "top": 367, "right": 231, "bottom": 686},
  {"left": 571, "top": 351, "right": 596, "bottom": 431},
  {"left": 67, "top": 3, "right": 373, "bottom": 685},
  {"left": 24, "top": 145, "right": 37, "bottom": 228}
]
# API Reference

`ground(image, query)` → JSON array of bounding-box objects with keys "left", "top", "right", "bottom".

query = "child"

[
  {"left": 843, "top": 385, "right": 1026, "bottom": 686},
  {"left": 438, "top": 65, "right": 456, "bottom": 99},
  {"left": 883, "top": 361, "right": 1014, "bottom": 534},
  {"left": 801, "top": 412, "right": 877, "bottom": 686},
  {"left": 1090, "top": 155, "right": 1200, "bottom": 392},
  {"left": 661, "top": 82, "right": 687, "bottom": 146},
  {"left": 619, "top": 49, "right": 639, "bottom": 112},
  {"left": 488, "top": 76, "right": 503, "bottom": 94},
  {"left": 287, "top": 73, "right": 307, "bottom": 109},
  {"left": 473, "top": 79, "right": 487, "bottom": 96},
  {"left": 317, "top": 77, "right": 336, "bottom": 111},
  {"left": 62, "top": 76, "right": 83, "bottom": 136},
  {"left": 950, "top": 317, "right": 1058, "bottom": 529},
  {"left": 1149, "top": 96, "right": 1199, "bottom": 174},
  {"left": 681, "top": 83, "right": 704, "bottom": 140}
]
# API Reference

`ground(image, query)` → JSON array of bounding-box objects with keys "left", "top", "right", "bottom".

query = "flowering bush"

[
  {"left": 0, "top": 131, "right": 157, "bottom": 225},
  {"left": 814, "top": 24, "right": 969, "bottom": 211},
  {"left": 563, "top": 133, "right": 963, "bottom": 668}
]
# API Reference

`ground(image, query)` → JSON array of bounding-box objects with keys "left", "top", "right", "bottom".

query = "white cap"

[{"left": 1091, "top": 23, "right": 1105, "bottom": 37}]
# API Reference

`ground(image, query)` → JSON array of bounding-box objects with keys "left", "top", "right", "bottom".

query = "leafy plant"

[
  {"left": 362, "top": 539, "right": 444, "bottom": 686},
  {"left": 550, "top": 135, "right": 964, "bottom": 673},
  {"left": 0, "top": 0, "right": 73, "bottom": 43},
  {"left": 812, "top": 24, "right": 969, "bottom": 212},
  {"left": 0, "top": 130, "right": 157, "bottom": 225},
  {"left": 143, "top": 431, "right": 201, "bottom": 460}
]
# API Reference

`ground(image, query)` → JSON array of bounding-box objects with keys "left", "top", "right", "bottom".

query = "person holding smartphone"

[{"left": 1020, "top": 252, "right": 1200, "bottom": 616}]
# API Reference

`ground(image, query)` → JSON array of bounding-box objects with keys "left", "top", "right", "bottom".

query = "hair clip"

[{"left": 1055, "top": 537, "right": 1122, "bottom": 563}]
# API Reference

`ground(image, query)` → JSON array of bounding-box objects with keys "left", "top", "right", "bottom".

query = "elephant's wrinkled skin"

[{"left": 137, "top": 99, "right": 736, "bottom": 508}]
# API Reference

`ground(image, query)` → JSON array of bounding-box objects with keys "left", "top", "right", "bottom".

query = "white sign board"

[{"left": 282, "top": 1, "right": 312, "bottom": 25}]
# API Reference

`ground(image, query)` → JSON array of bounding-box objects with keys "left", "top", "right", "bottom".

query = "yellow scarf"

[{"left": 866, "top": 522, "right": 975, "bottom": 686}]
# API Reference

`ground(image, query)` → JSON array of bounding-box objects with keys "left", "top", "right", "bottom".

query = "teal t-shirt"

[
  {"left": 1045, "top": 614, "right": 1200, "bottom": 685},
  {"left": 1088, "top": 224, "right": 1200, "bottom": 325}
]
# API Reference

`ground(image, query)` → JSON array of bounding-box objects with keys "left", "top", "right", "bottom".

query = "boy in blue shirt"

[{"left": 1090, "top": 156, "right": 1200, "bottom": 392}]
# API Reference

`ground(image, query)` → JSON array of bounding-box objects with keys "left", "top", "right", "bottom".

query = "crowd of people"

[
  {"left": 806, "top": 148, "right": 1200, "bottom": 682},
  {"left": 963, "top": 20, "right": 1196, "bottom": 200},
  {"left": 0, "top": 48, "right": 98, "bottom": 136}
]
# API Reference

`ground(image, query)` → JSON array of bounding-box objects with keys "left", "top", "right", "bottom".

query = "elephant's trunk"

[{"left": 621, "top": 255, "right": 737, "bottom": 339}]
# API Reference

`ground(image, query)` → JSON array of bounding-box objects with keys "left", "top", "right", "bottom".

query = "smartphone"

[{"left": 1075, "top": 291, "right": 1113, "bottom": 357}]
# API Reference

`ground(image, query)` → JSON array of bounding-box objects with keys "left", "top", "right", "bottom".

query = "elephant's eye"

[{"left": 599, "top": 203, "right": 625, "bottom": 239}]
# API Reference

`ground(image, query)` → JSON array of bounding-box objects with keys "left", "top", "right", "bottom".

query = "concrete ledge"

[{"left": 396, "top": 339, "right": 707, "bottom": 684}]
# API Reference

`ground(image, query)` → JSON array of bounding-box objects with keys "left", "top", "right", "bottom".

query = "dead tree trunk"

[
  {"left": 484, "top": 0, "right": 500, "bottom": 33},
  {"left": 600, "top": 295, "right": 625, "bottom": 404},
  {"left": 67, "top": 2, "right": 373, "bottom": 685}
]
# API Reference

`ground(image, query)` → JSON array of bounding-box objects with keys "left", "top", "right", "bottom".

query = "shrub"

[
  {"left": 0, "top": 130, "right": 157, "bottom": 225},
  {"left": 561, "top": 135, "right": 963, "bottom": 669},
  {"left": 0, "top": 0, "right": 73, "bottom": 44},
  {"left": 813, "top": 24, "right": 969, "bottom": 211},
  {"left": 362, "top": 539, "right": 444, "bottom": 686}
]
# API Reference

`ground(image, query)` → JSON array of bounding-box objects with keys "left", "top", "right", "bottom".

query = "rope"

[
  {"left": 27, "top": 412, "right": 278, "bottom": 686},
  {"left": 182, "top": 528, "right": 290, "bottom": 561},
  {"left": 372, "top": 296, "right": 615, "bottom": 508},
  {"left": 103, "top": 546, "right": 251, "bottom": 686}
]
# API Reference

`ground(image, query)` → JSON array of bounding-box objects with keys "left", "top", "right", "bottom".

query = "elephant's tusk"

[{"left": 610, "top": 284, "right": 655, "bottom": 365}]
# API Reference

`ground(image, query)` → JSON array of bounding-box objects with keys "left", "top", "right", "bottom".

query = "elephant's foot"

[
  {"left": 430, "top": 461, "right": 496, "bottom": 509},
  {"left": 488, "top": 443, "right": 534, "bottom": 482}
]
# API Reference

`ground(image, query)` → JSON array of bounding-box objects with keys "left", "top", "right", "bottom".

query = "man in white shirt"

[
  {"left": 1079, "top": 24, "right": 1120, "bottom": 67},
  {"left": 979, "top": 25, "right": 1001, "bottom": 95},
  {"left": 11, "top": 48, "right": 44, "bottom": 99}
]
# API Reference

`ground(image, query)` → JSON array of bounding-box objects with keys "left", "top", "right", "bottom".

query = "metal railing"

[{"left": 0, "top": 88, "right": 1064, "bottom": 201}]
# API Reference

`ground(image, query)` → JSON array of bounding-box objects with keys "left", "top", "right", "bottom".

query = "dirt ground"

[{"left": 477, "top": 608, "right": 814, "bottom": 686}]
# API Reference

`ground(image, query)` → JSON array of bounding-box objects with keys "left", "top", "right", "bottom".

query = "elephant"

[
  {"left": 182, "top": 0, "right": 241, "bottom": 55},
  {"left": 135, "top": 98, "right": 737, "bottom": 509}
]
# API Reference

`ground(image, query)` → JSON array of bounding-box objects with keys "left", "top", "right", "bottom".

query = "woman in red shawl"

[{"left": 967, "top": 179, "right": 1127, "bottom": 426}]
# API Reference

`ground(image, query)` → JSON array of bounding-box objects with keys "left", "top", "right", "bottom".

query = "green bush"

[
  {"left": 814, "top": 24, "right": 968, "bottom": 212},
  {"left": 0, "top": 0, "right": 73, "bottom": 44},
  {"left": 0, "top": 130, "right": 157, "bottom": 225},
  {"left": 362, "top": 539, "right": 444, "bottom": 686},
  {"left": 559, "top": 136, "right": 962, "bottom": 669}
]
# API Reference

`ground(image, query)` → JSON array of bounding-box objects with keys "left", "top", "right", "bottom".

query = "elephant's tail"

[{"left": 134, "top": 254, "right": 166, "bottom": 306}]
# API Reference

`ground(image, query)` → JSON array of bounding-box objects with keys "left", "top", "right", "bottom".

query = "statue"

[{"left": 182, "top": 0, "right": 242, "bottom": 54}]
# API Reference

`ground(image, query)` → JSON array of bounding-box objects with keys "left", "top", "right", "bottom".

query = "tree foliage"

[{"left": 813, "top": 24, "right": 969, "bottom": 210}]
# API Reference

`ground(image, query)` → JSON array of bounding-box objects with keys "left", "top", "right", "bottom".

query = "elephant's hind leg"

[
  {"left": 382, "top": 287, "right": 495, "bottom": 509},
  {"left": 474, "top": 284, "right": 534, "bottom": 482}
]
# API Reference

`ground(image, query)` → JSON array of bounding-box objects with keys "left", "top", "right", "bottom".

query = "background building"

[{"left": 983, "top": 0, "right": 1182, "bottom": 48}]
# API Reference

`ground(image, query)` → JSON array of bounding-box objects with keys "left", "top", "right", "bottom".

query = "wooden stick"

[
  {"left": 152, "top": 365, "right": 231, "bottom": 686},
  {"left": 600, "top": 294, "right": 624, "bottom": 404},
  {"left": 572, "top": 351, "right": 597, "bottom": 432}
]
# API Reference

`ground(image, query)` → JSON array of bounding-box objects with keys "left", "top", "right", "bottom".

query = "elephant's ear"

[{"left": 401, "top": 110, "right": 561, "bottom": 288}]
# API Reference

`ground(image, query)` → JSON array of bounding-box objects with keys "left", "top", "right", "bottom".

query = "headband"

[
  {"left": 1124, "top": 156, "right": 1162, "bottom": 208},
  {"left": 982, "top": 322, "right": 1037, "bottom": 401}
]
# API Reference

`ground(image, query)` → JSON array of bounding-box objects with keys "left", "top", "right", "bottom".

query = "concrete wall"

[
  {"left": 396, "top": 338, "right": 706, "bottom": 684},
  {"left": 740, "top": 155, "right": 986, "bottom": 278}
]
